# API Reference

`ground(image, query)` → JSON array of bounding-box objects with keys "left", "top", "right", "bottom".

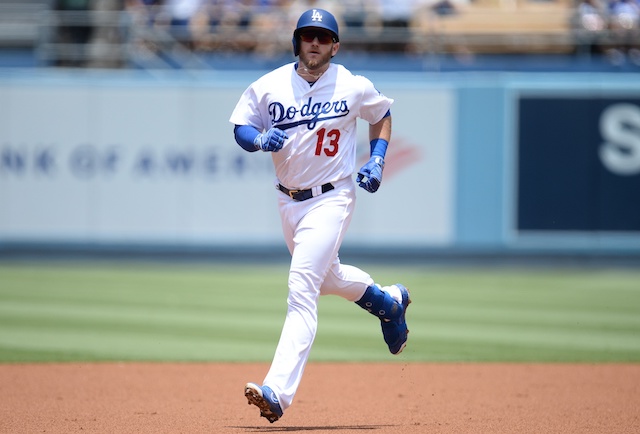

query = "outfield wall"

[{"left": 0, "top": 69, "right": 639, "bottom": 254}]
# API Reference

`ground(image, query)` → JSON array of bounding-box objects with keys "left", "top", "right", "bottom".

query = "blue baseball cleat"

[
  {"left": 381, "top": 284, "right": 411, "bottom": 355},
  {"left": 244, "top": 382, "right": 283, "bottom": 423}
]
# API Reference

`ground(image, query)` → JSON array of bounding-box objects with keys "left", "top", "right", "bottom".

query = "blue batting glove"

[
  {"left": 356, "top": 156, "right": 384, "bottom": 193},
  {"left": 254, "top": 127, "right": 288, "bottom": 152}
]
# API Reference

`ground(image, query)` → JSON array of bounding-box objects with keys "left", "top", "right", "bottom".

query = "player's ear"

[{"left": 331, "top": 41, "right": 340, "bottom": 58}]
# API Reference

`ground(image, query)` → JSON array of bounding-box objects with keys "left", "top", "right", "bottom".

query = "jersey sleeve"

[
  {"left": 229, "top": 84, "right": 268, "bottom": 131},
  {"left": 357, "top": 76, "right": 394, "bottom": 125}
]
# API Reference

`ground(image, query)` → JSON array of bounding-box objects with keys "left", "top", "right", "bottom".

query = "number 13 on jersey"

[{"left": 315, "top": 128, "right": 340, "bottom": 156}]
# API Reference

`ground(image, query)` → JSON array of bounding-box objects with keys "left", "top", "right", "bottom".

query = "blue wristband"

[{"left": 369, "top": 138, "right": 389, "bottom": 159}]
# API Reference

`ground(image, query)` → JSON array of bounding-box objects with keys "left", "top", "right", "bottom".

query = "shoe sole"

[{"left": 244, "top": 383, "right": 280, "bottom": 423}]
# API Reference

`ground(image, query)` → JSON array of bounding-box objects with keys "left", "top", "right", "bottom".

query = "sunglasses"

[{"left": 299, "top": 30, "right": 335, "bottom": 45}]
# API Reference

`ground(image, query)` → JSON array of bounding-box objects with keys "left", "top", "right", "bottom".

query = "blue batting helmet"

[{"left": 292, "top": 8, "right": 339, "bottom": 56}]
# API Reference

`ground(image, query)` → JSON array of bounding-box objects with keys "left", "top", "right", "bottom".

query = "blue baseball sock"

[{"left": 355, "top": 284, "right": 402, "bottom": 322}]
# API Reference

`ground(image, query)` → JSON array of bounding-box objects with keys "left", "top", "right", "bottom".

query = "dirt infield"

[{"left": 1, "top": 362, "right": 638, "bottom": 433}]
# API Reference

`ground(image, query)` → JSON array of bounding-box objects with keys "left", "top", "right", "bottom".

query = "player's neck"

[{"left": 296, "top": 62, "right": 329, "bottom": 83}]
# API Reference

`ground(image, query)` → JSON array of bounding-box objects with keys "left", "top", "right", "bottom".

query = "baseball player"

[{"left": 229, "top": 8, "right": 411, "bottom": 423}]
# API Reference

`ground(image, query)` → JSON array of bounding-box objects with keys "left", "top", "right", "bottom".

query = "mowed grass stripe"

[
  {"left": 1, "top": 263, "right": 639, "bottom": 362},
  {"left": 0, "top": 327, "right": 278, "bottom": 362},
  {"left": 0, "top": 264, "right": 286, "bottom": 361},
  {"left": 0, "top": 304, "right": 282, "bottom": 362},
  {"left": 315, "top": 268, "right": 640, "bottom": 362}
]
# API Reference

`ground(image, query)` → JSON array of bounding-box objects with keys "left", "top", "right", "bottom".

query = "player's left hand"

[{"left": 357, "top": 156, "right": 384, "bottom": 193}]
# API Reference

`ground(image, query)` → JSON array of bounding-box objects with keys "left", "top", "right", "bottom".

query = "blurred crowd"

[
  {"left": 50, "top": 0, "right": 464, "bottom": 67},
  {"left": 573, "top": 0, "right": 640, "bottom": 62},
  {"left": 49, "top": 0, "right": 640, "bottom": 66},
  {"left": 121, "top": 0, "right": 462, "bottom": 55}
]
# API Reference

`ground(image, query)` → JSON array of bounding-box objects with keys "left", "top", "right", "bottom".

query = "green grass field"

[{"left": 1, "top": 262, "right": 639, "bottom": 363}]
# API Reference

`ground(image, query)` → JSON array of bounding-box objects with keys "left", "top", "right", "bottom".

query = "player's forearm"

[
  {"left": 369, "top": 113, "right": 392, "bottom": 158},
  {"left": 234, "top": 124, "right": 261, "bottom": 152}
]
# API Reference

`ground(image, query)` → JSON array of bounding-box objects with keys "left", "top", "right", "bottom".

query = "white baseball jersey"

[{"left": 229, "top": 62, "right": 394, "bottom": 189}]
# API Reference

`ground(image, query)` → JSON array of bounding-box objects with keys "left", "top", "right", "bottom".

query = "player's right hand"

[{"left": 254, "top": 127, "right": 288, "bottom": 152}]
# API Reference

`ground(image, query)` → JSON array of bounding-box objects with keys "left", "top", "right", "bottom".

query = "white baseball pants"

[{"left": 263, "top": 177, "right": 374, "bottom": 410}]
